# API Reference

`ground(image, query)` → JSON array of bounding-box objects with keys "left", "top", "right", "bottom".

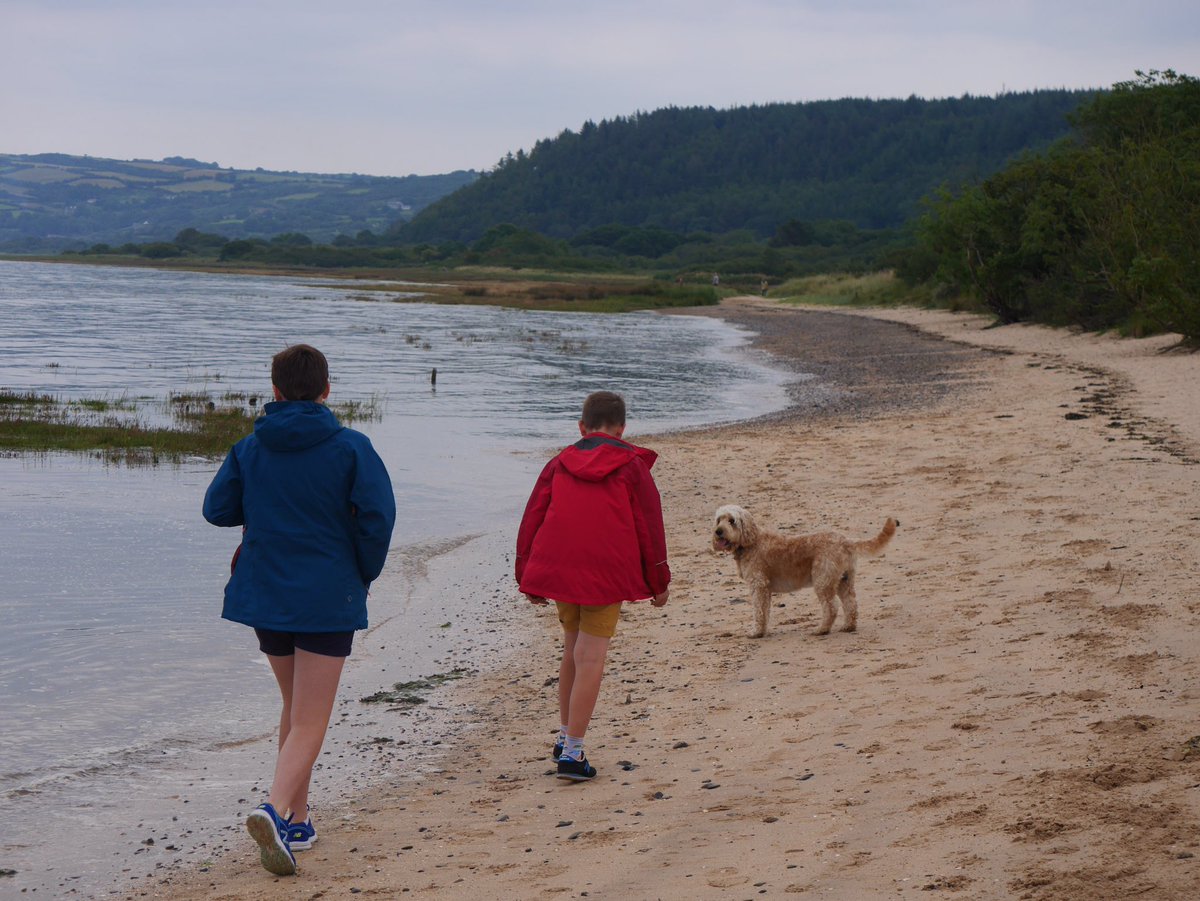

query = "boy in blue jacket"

[{"left": 203, "top": 344, "right": 395, "bottom": 876}]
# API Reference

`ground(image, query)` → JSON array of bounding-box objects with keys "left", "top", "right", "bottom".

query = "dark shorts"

[{"left": 254, "top": 627, "right": 355, "bottom": 659}]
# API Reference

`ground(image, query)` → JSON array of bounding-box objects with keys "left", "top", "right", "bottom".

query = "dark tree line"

[{"left": 395, "top": 90, "right": 1094, "bottom": 244}]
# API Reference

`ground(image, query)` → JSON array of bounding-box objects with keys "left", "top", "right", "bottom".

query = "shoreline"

[
  {"left": 143, "top": 299, "right": 1199, "bottom": 900},
  {"left": 4, "top": 530, "right": 528, "bottom": 900}
]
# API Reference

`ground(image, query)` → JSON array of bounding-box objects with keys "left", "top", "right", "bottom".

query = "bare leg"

[
  {"left": 265, "top": 649, "right": 345, "bottom": 818},
  {"left": 265, "top": 653, "right": 296, "bottom": 750},
  {"left": 564, "top": 631, "right": 611, "bottom": 739},
  {"left": 558, "top": 629, "right": 578, "bottom": 730}
]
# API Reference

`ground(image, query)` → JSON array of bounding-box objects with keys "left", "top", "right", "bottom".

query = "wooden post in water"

[{"left": 431, "top": 368, "right": 438, "bottom": 387}]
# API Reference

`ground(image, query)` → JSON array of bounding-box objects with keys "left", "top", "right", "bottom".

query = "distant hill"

[
  {"left": 0, "top": 153, "right": 477, "bottom": 251},
  {"left": 396, "top": 90, "right": 1096, "bottom": 244}
]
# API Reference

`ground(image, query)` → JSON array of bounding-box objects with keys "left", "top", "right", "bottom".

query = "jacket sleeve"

[
  {"left": 515, "top": 457, "right": 556, "bottom": 584},
  {"left": 627, "top": 460, "right": 671, "bottom": 596},
  {"left": 350, "top": 439, "right": 397, "bottom": 585},
  {"left": 202, "top": 447, "right": 245, "bottom": 527}
]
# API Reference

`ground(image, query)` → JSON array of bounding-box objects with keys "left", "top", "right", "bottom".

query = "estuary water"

[{"left": 0, "top": 260, "right": 795, "bottom": 893}]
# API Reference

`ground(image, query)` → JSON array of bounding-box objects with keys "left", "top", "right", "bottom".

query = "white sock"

[{"left": 563, "top": 735, "right": 585, "bottom": 761}]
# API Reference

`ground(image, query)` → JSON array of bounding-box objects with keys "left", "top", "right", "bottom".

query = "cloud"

[{"left": 2, "top": 1, "right": 1197, "bottom": 175}]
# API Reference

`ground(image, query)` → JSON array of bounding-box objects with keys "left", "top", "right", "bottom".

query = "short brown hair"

[
  {"left": 271, "top": 344, "right": 329, "bottom": 401},
  {"left": 581, "top": 391, "right": 626, "bottom": 430}
]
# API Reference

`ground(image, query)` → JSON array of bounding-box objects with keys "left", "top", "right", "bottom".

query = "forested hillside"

[
  {"left": 396, "top": 90, "right": 1095, "bottom": 244},
  {"left": 907, "top": 70, "right": 1200, "bottom": 343},
  {"left": 0, "top": 154, "right": 476, "bottom": 251}
]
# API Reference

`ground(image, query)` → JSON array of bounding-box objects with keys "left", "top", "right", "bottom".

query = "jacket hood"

[
  {"left": 254, "top": 400, "right": 343, "bottom": 451},
  {"left": 559, "top": 434, "right": 657, "bottom": 481}
]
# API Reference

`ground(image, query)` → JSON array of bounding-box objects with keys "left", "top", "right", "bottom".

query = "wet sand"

[{"left": 137, "top": 298, "right": 1200, "bottom": 900}]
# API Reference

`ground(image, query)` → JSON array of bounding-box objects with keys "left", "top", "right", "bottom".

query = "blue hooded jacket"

[{"left": 202, "top": 400, "right": 396, "bottom": 632}]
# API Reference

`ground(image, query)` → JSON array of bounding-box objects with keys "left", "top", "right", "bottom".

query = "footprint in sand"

[{"left": 706, "top": 866, "right": 749, "bottom": 888}]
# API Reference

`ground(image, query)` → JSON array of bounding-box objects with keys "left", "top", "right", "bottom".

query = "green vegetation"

[
  {"left": 906, "top": 70, "right": 1200, "bottom": 343},
  {"left": 422, "top": 277, "right": 719, "bottom": 312},
  {"left": 774, "top": 272, "right": 922, "bottom": 307},
  {"left": 0, "top": 390, "right": 381, "bottom": 464},
  {"left": 0, "top": 390, "right": 257, "bottom": 464},
  {"left": 398, "top": 91, "right": 1093, "bottom": 242},
  {"left": 21, "top": 73, "right": 1197, "bottom": 343}
]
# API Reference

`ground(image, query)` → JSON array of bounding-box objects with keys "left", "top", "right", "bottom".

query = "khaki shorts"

[{"left": 556, "top": 601, "right": 622, "bottom": 638}]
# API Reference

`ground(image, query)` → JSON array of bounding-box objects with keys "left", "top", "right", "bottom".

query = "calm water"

[{"left": 0, "top": 260, "right": 793, "bottom": 892}]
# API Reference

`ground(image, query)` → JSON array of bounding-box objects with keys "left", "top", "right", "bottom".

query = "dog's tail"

[{"left": 854, "top": 517, "right": 899, "bottom": 557}]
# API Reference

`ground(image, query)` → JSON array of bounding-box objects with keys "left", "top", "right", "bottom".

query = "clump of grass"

[
  {"left": 0, "top": 390, "right": 58, "bottom": 406},
  {"left": 330, "top": 394, "right": 383, "bottom": 425}
]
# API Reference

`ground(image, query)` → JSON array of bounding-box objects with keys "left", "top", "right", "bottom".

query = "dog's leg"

[
  {"left": 813, "top": 583, "right": 838, "bottom": 635},
  {"left": 750, "top": 581, "right": 771, "bottom": 638},
  {"left": 837, "top": 570, "right": 858, "bottom": 632}
]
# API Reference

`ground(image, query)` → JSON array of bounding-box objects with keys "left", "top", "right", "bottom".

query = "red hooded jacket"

[{"left": 516, "top": 434, "right": 670, "bottom": 605}]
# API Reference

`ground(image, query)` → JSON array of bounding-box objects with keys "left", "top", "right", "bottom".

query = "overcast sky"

[{"left": 3, "top": 1, "right": 1197, "bottom": 177}]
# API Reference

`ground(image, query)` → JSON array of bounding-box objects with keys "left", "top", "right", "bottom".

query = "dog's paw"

[
  {"left": 749, "top": 630, "right": 766, "bottom": 639},
  {"left": 839, "top": 624, "right": 857, "bottom": 633}
]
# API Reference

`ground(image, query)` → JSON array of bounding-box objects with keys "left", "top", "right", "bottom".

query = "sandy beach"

[{"left": 141, "top": 298, "right": 1200, "bottom": 901}]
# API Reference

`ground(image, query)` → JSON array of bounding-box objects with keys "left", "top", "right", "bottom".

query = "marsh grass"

[
  {"left": 773, "top": 271, "right": 982, "bottom": 313},
  {"left": 774, "top": 271, "right": 909, "bottom": 306},
  {"left": 1, "top": 390, "right": 255, "bottom": 464},
  {"left": 331, "top": 394, "right": 383, "bottom": 425},
  {"left": 351, "top": 276, "right": 719, "bottom": 313},
  {"left": 0, "top": 388, "right": 384, "bottom": 465}
]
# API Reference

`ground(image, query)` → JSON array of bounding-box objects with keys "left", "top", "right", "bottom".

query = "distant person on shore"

[
  {"left": 203, "top": 343, "right": 396, "bottom": 876},
  {"left": 711, "top": 273, "right": 720, "bottom": 287},
  {"left": 515, "top": 391, "right": 670, "bottom": 780}
]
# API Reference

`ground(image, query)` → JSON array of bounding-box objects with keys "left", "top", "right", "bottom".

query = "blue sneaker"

[
  {"left": 245, "top": 802, "right": 297, "bottom": 876},
  {"left": 556, "top": 754, "right": 597, "bottom": 781},
  {"left": 287, "top": 810, "right": 317, "bottom": 851}
]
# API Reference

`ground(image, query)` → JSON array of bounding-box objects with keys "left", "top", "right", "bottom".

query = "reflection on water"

[{"left": 0, "top": 260, "right": 793, "bottom": 891}]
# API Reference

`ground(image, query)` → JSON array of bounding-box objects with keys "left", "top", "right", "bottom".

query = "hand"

[
  {"left": 651, "top": 589, "right": 670, "bottom": 607},
  {"left": 525, "top": 594, "right": 550, "bottom": 606}
]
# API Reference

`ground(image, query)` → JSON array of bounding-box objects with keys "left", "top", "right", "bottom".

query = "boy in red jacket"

[{"left": 516, "top": 391, "right": 671, "bottom": 780}]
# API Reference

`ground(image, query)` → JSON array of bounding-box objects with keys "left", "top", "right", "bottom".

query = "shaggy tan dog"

[{"left": 712, "top": 505, "right": 898, "bottom": 637}]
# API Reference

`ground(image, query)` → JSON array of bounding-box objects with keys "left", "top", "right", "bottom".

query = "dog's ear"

[{"left": 738, "top": 508, "right": 759, "bottom": 546}]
